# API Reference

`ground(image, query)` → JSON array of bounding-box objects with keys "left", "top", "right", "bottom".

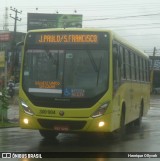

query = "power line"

[
  {"left": 3, "top": 2, "right": 160, "bottom": 9},
  {"left": 123, "top": 34, "right": 160, "bottom": 37},
  {"left": 0, "top": 11, "right": 160, "bottom": 27},
  {"left": 83, "top": 12, "right": 160, "bottom": 21},
  {"left": 86, "top": 22, "right": 160, "bottom": 29},
  {"left": 1, "top": 2, "right": 160, "bottom": 16}
]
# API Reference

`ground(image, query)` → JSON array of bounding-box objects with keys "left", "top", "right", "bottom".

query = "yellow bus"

[{"left": 19, "top": 28, "right": 150, "bottom": 138}]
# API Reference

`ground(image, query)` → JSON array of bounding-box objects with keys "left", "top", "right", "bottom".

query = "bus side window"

[
  {"left": 130, "top": 52, "right": 136, "bottom": 80},
  {"left": 146, "top": 60, "right": 149, "bottom": 82},
  {"left": 133, "top": 53, "right": 137, "bottom": 80},
  {"left": 125, "top": 49, "right": 130, "bottom": 80},
  {"left": 120, "top": 46, "right": 126, "bottom": 80},
  {"left": 113, "top": 43, "right": 121, "bottom": 89},
  {"left": 136, "top": 55, "right": 140, "bottom": 81},
  {"left": 139, "top": 57, "right": 142, "bottom": 81}
]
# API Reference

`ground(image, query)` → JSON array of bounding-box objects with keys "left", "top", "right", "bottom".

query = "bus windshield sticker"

[
  {"left": 66, "top": 53, "right": 73, "bottom": 59},
  {"left": 64, "top": 88, "right": 85, "bottom": 97},
  {"left": 72, "top": 89, "right": 85, "bottom": 97},
  {"left": 35, "top": 81, "right": 61, "bottom": 89},
  {"left": 24, "top": 71, "right": 29, "bottom": 76},
  {"left": 64, "top": 88, "right": 72, "bottom": 97},
  {"left": 28, "top": 88, "right": 62, "bottom": 94}
]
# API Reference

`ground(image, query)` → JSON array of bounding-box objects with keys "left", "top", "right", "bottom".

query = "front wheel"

[
  {"left": 119, "top": 110, "right": 126, "bottom": 138},
  {"left": 113, "top": 108, "right": 126, "bottom": 139},
  {"left": 39, "top": 130, "right": 59, "bottom": 139}
]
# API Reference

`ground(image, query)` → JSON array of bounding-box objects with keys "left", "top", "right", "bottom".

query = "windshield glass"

[{"left": 23, "top": 49, "right": 109, "bottom": 99}]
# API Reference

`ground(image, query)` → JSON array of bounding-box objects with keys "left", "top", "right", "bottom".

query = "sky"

[{"left": 1, "top": 0, "right": 160, "bottom": 54}]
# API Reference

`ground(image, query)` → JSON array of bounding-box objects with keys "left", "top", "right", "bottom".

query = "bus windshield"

[{"left": 23, "top": 49, "right": 109, "bottom": 99}]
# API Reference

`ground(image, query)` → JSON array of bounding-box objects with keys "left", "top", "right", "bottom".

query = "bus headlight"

[
  {"left": 98, "top": 121, "right": 105, "bottom": 127},
  {"left": 23, "top": 118, "right": 29, "bottom": 124},
  {"left": 91, "top": 102, "right": 109, "bottom": 118},
  {"left": 21, "top": 100, "right": 34, "bottom": 116}
]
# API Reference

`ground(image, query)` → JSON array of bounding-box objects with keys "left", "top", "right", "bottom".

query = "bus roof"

[
  {"left": 27, "top": 28, "right": 148, "bottom": 58},
  {"left": 111, "top": 31, "right": 148, "bottom": 58}
]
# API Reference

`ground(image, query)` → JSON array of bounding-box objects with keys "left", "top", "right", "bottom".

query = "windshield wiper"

[
  {"left": 87, "top": 51, "right": 102, "bottom": 86},
  {"left": 87, "top": 51, "right": 98, "bottom": 72},
  {"left": 56, "top": 53, "right": 59, "bottom": 79},
  {"left": 96, "top": 56, "right": 102, "bottom": 86}
]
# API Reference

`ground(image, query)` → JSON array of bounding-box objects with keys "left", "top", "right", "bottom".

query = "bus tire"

[
  {"left": 115, "top": 106, "right": 126, "bottom": 139},
  {"left": 134, "top": 101, "right": 143, "bottom": 127},
  {"left": 119, "top": 108, "right": 126, "bottom": 138},
  {"left": 39, "top": 130, "right": 58, "bottom": 139}
]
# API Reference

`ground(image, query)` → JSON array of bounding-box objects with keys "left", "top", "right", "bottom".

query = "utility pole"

[
  {"left": 9, "top": 7, "right": 22, "bottom": 80},
  {"left": 152, "top": 47, "right": 156, "bottom": 70},
  {"left": 10, "top": 7, "right": 22, "bottom": 44},
  {"left": 151, "top": 47, "right": 156, "bottom": 93}
]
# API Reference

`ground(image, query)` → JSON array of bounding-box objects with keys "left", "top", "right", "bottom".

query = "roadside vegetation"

[{"left": 0, "top": 88, "right": 19, "bottom": 128}]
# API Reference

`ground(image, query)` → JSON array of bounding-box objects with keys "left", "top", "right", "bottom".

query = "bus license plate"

[{"left": 54, "top": 125, "right": 69, "bottom": 131}]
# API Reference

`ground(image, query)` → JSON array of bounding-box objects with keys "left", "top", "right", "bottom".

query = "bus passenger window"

[
  {"left": 120, "top": 47, "right": 126, "bottom": 79},
  {"left": 113, "top": 43, "right": 121, "bottom": 88},
  {"left": 125, "top": 49, "right": 130, "bottom": 80}
]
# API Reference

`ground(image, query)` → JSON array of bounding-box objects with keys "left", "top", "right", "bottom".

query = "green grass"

[{"left": 0, "top": 121, "right": 19, "bottom": 128}]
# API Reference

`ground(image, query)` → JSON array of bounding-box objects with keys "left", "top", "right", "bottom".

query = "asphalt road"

[{"left": 0, "top": 95, "right": 160, "bottom": 161}]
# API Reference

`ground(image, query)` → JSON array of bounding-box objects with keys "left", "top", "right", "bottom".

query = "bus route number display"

[{"left": 36, "top": 34, "right": 98, "bottom": 44}]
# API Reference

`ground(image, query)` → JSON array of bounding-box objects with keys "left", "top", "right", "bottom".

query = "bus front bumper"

[{"left": 19, "top": 113, "right": 112, "bottom": 133}]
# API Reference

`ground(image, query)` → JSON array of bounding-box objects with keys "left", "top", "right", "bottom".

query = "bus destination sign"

[{"left": 36, "top": 34, "right": 98, "bottom": 44}]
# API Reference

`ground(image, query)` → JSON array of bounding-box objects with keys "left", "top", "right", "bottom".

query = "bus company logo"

[
  {"left": 2, "top": 153, "right": 12, "bottom": 158},
  {"left": 59, "top": 111, "right": 64, "bottom": 116}
]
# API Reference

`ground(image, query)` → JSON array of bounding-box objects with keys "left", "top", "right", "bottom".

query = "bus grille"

[{"left": 37, "top": 119, "right": 87, "bottom": 130}]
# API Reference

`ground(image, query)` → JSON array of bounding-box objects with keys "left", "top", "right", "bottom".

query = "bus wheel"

[
  {"left": 39, "top": 130, "right": 58, "bottom": 139},
  {"left": 118, "top": 108, "right": 126, "bottom": 139},
  {"left": 134, "top": 102, "right": 143, "bottom": 127}
]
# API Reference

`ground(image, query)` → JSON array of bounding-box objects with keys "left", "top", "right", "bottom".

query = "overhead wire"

[
  {"left": 1, "top": 11, "right": 160, "bottom": 26},
  {"left": 1, "top": 1, "right": 160, "bottom": 51}
]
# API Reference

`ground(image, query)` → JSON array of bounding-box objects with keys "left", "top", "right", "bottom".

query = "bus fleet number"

[{"left": 39, "top": 110, "right": 56, "bottom": 115}]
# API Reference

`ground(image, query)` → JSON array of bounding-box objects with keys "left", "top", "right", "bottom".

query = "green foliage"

[
  {"left": 0, "top": 88, "right": 9, "bottom": 110},
  {"left": 0, "top": 88, "right": 9, "bottom": 122}
]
